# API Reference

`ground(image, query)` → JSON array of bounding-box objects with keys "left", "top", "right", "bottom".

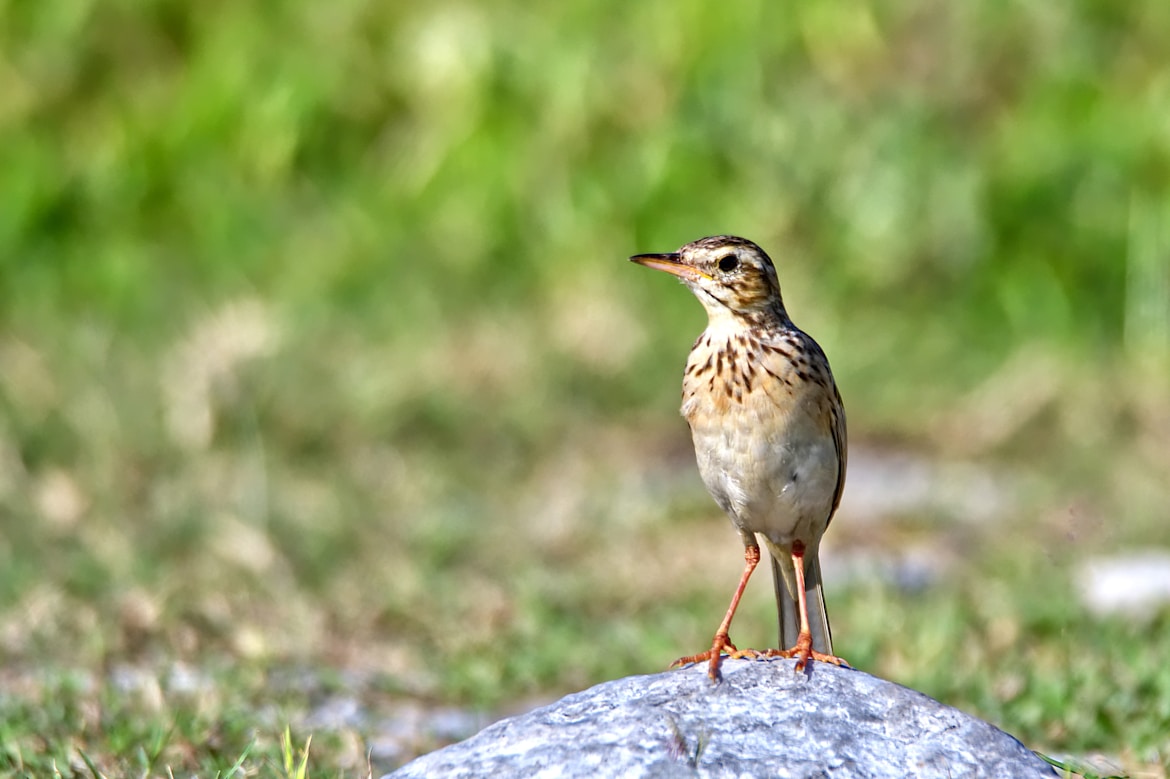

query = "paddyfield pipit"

[{"left": 631, "top": 235, "right": 848, "bottom": 680}]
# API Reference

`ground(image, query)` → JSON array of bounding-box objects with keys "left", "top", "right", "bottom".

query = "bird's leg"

[
  {"left": 671, "top": 544, "right": 760, "bottom": 680},
  {"left": 765, "top": 541, "right": 848, "bottom": 671}
]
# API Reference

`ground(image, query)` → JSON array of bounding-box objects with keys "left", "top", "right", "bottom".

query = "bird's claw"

[
  {"left": 758, "top": 633, "right": 850, "bottom": 672},
  {"left": 671, "top": 633, "right": 766, "bottom": 680}
]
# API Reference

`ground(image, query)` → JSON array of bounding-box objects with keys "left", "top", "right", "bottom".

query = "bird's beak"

[{"left": 629, "top": 252, "right": 711, "bottom": 281}]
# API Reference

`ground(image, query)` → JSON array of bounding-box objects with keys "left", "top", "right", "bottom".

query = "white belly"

[{"left": 686, "top": 385, "right": 839, "bottom": 550}]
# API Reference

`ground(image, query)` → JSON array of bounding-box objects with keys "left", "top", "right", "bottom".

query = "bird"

[{"left": 630, "top": 235, "right": 848, "bottom": 680}]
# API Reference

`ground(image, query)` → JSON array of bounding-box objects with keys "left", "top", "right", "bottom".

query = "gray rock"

[{"left": 384, "top": 659, "right": 1055, "bottom": 778}]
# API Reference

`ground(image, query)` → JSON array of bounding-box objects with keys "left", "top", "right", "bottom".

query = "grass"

[{"left": 1, "top": 0, "right": 1169, "bottom": 775}]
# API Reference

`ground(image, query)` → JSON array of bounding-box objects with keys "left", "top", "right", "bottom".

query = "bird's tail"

[{"left": 771, "top": 548, "right": 833, "bottom": 655}]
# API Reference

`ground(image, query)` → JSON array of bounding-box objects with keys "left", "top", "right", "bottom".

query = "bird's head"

[{"left": 630, "top": 235, "right": 787, "bottom": 322}]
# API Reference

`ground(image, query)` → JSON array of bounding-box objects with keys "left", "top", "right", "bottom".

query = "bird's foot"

[
  {"left": 758, "top": 632, "right": 849, "bottom": 672},
  {"left": 670, "top": 632, "right": 755, "bottom": 680}
]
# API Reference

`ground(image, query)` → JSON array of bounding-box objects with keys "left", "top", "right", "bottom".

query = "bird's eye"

[{"left": 718, "top": 255, "right": 739, "bottom": 273}]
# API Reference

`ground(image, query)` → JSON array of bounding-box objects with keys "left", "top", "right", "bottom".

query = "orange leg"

[
  {"left": 763, "top": 541, "right": 848, "bottom": 671},
  {"left": 671, "top": 544, "right": 760, "bottom": 680}
]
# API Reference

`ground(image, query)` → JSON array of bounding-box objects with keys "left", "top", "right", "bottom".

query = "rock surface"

[{"left": 384, "top": 658, "right": 1056, "bottom": 778}]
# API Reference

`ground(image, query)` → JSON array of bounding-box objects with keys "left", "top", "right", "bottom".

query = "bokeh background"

[{"left": 2, "top": 0, "right": 1169, "bottom": 775}]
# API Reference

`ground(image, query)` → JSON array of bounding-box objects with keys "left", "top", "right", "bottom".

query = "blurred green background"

[{"left": 2, "top": 0, "right": 1169, "bottom": 775}]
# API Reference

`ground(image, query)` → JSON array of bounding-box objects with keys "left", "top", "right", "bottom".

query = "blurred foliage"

[
  {"left": 0, "top": 0, "right": 1169, "bottom": 774},
  {"left": 4, "top": 1, "right": 1169, "bottom": 350}
]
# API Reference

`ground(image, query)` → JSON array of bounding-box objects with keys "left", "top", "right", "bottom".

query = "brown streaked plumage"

[{"left": 631, "top": 235, "right": 848, "bottom": 680}]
